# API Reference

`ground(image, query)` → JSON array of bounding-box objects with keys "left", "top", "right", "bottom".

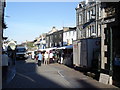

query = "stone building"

[
  {"left": 100, "top": 2, "right": 120, "bottom": 86},
  {"left": 76, "top": 1, "right": 101, "bottom": 40},
  {"left": 46, "top": 26, "right": 58, "bottom": 48},
  {"left": 63, "top": 27, "right": 76, "bottom": 46},
  {"left": 33, "top": 33, "right": 47, "bottom": 50},
  {"left": 46, "top": 27, "right": 63, "bottom": 48},
  {"left": 74, "top": 1, "right": 101, "bottom": 68},
  {"left": 53, "top": 29, "right": 63, "bottom": 47},
  {"left": 76, "top": 0, "right": 120, "bottom": 86}
]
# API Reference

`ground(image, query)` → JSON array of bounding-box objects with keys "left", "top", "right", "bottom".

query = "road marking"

[
  {"left": 17, "top": 72, "right": 36, "bottom": 82},
  {"left": 7, "top": 73, "right": 15, "bottom": 84},
  {"left": 58, "top": 71, "right": 64, "bottom": 77}
]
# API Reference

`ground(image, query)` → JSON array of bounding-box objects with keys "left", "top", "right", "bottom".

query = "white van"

[{"left": 16, "top": 46, "right": 28, "bottom": 59}]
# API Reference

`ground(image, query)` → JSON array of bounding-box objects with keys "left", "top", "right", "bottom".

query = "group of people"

[{"left": 36, "top": 51, "right": 54, "bottom": 66}]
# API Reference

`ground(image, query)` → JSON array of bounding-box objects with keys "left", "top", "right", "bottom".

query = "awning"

[
  {"left": 38, "top": 47, "right": 57, "bottom": 51},
  {"left": 57, "top": 45, "right": 73, "bottom": 49},
  {"left": 38, "top": 45, "right": 73, "bottom": 51}
]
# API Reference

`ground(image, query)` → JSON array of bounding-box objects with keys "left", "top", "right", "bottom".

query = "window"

[
  {"left": 69, "top": 31, "right": 71, "bottom": 37},
  {"left": 71, "top": 31, "right": 73, "bottom": 37},
  {"left": 66, "top": 32, "right": 67, "bottom": 36},
  {"left": 98, "top": 24, "right": 101, "bottom": 36},
  {"left": 79, "top": 14, "right": 82, "bottom": 25},
  {"left": 90, "top": 26, "right": 92, "bottom": 36},
  {"left": 98, "top": 6, "right": 101, "bottom": 18},
  {"left": 88, "top": 27, "right": 90, "bottom": 37},
  {"left": 92, "top": 25, "right": 95, "bottom": 33},
  {"left": 55, "top": 43, "right": 57, "bottom": 46},
  {"left": 55, "top": 35, "right": 57, "bottom": 38},
  {"left": 86, "top": 28, "right": 89, "bottom": 38},
  {"left": 43, "top": 38, "right": 45, "bottom": 40},
  {"left": 60, "top": 33, "right": 62, "bottom": 37},
  {"left": 90, "top": 10, "right": 93, "bottom": 19},
  {"left": 87, "top": 11, "right": 89, "bottom": 22},
  {"left": 89, "top": 11, "right": 90, "bottom": 20},
  {"left": 91, "top": 9, "right": 93, "bottom": 15},
  {"left": 93, "top": 7, "right": 95, "bottom": 15}
]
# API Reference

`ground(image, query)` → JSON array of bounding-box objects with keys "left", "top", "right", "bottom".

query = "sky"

[{"left": 4, "top": 2, "right": 79, "bottom": 44}]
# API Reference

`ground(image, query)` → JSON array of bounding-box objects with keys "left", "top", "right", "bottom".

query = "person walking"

[
  {"left": 37, "top": 51, "right": 43, "bottom": 66},
  {"left": 49, "top": 50, "right": 53, "bottom": 63},
  {"left": 44, "top": 52, "right": 49, "bottom": 65},
  {"left": 31, "top": 51, "right": 35, "bottom": 60}
]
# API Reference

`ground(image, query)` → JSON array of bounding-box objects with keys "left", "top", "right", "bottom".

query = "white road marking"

[
  {"left": 58, "top": 71, "right": 64, "bottom": 77},
  {"left": 17, "top": 72, "right": 36, "bottom": 82}
]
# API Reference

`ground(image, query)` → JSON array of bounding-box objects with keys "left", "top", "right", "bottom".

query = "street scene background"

[{"left": 1, "top": 0, "right": 120, "bottom": 89}]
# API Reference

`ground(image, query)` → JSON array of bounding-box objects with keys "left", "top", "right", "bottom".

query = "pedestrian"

[
  {"left": 37, "top": 51, "right": 43, "bottom": 66},
  {"left": 42, "top": 53, "right": 44, "bottom": 64},
  {"left": 49, "top": 50, "right": 53, "bottom": 63},
  {"left": 31, "top": 51, "right": 35, "bottom": 60},
  {"left": 44, "top": 51, "right": 49, "bottom": 65},
  {"left": 60, "top": 51, "right": 64, "bottom": 64}
]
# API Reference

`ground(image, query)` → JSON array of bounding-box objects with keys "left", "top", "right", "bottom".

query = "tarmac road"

[{"left": 2, "top": 58, "right": 118, "bottom": 89}]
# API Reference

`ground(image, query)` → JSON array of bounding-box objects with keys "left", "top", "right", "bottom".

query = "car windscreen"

[{"left": 16, "top": 48, "right": 26, "bottom": 52}]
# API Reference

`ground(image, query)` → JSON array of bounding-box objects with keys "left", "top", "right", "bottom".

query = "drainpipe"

[
  {"left": 95, "top": 1, "right": 97, "bottom": 36},
  {"left": 109, "top": 27, "right": 113, "bottom": 85}
]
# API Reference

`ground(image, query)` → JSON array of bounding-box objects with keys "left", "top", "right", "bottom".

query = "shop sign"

[{"left": 103, "top": 18, "right": 115, "bottom": 24}]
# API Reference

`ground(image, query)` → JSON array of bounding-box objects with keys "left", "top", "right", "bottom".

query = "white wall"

[{"left": 63, "top": 29, "right": 76, "bottom": 45}]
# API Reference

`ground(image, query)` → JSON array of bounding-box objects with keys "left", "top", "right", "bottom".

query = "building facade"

[
  {"left": 73, "top": 0, "right": 101, "bottom": 80},
  {"left": 33, "top": 33, "right": 47, "bottom": 50},
  {"left": 76, "top": 1, "right": 120, "bottom": 86},
  {"left": 38, "top": 33, "right": 46, "bottom": 49},
  {"left": 100, "top": 2, "right": 120, "bottom": 86},
  {"left": 63, "top": 27, "right": 76, "bottom": 46},
  {"left": 76, "top": 1, "right": 101, "bottom": 39},
  {"left": 46, "top": 27, "right": 63, "bottom": 48},
  {"left": 53, "top": 30, "right": 63, "bottom": 47},
  {"left": 46, "top": 26, "right": 57, "bottom": 48}
]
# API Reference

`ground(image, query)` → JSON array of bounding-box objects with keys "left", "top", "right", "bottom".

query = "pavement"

[
  {"left": 2, "top": 57, "right": 16, "bottom": 87},
  {"left": 2, "top": 58, "right": 119, "bottom": 89}
]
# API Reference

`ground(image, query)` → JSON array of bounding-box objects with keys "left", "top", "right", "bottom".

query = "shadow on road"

[
  {"left": 76, "top": 79, "right": 101, "bottom": 89},
  {"left": 2, "top": 59, "right": 63, "bottom": 89}
]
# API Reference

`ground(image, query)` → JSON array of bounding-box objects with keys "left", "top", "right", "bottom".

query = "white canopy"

[
  {"left": 38, "top": 47, "right": 57, "bottom": 51},
  {"left": 57, "top": 45, "right": 73, "bottom": 49}
]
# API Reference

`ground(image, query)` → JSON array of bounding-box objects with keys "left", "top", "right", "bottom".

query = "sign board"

[
  {"left": 99, "top": 73, "right": 109, "bottom": 84},
  {"left": 102, "top": 18, "right": 115, "bottom": 24}
]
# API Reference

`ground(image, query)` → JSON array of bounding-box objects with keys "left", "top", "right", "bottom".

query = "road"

[{"left": 3, "top": 58, "right": 118, "bottom": 89}]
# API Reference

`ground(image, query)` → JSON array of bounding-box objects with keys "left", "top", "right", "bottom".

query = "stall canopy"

[
  {"left": 38, "top": 45, "right": 73, "bottom": 51},
  {"left": 39, "top": 47, "right": 57, "bottom": 51},
  {"left": 57, "top": 45, "right": 73, "bottom": 49}
]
